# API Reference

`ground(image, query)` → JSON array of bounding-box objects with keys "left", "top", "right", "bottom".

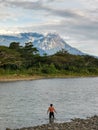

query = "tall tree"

[{"left": 9, "top": 42, "right": 20, "bottom": 50}]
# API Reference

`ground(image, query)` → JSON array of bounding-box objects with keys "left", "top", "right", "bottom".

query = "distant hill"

[{"left": 0, "top": 32, "right": 85, "bottom": 56}]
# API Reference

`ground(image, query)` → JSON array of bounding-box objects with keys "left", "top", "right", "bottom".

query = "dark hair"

[{"left": 50, "top": 104, "right": 53, "bottom": 107}]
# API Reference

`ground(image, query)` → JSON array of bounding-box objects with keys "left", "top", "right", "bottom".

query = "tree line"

[{"left": 0, "top": 42, "right": 98, "bottom": 76}]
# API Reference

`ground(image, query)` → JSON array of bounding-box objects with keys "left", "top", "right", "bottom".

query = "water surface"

[{"left": 0, "top": 77, "right": 98, "bottom": 130}]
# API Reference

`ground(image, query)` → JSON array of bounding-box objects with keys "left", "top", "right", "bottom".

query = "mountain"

[{"left": 0, "top": 32, "right": 84, "bottom": 56}]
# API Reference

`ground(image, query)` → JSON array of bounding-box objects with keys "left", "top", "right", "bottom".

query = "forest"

[{"left": 0, "top": 42, "right": 98, "bottom": 77}]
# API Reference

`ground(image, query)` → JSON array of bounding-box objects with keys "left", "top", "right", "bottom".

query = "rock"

[
  {"left": 6, "top": 115, "right": 98, "bottom": 130},
  {"left": 53, "top": 126, "right": 59, "bottom": 130},
  {"left": 6, "top": 128, "right": 11, "bottom": 130},
  {"left": 47, "top": 127, "right": 52, "bottom": 130}
]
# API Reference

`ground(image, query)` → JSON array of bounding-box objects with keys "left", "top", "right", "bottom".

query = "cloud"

[
  {"left": 79, "top": 0, "right": 98, "bottom": 9},
  {"left": 0, "top": 0, "right": 98, "bottom": 56},
  {"left": 0, "top": 0, "right": 96, "bottom": 21},
  {"left": 0, "top": 0, "right": 42, "bottom": 9}
]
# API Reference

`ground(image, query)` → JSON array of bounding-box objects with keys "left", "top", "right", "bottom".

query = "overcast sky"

[{"left": 0, "top": 0, "right": 98, "bottom": 56}]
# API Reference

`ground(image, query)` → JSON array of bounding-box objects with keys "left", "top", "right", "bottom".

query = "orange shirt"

[{"left": 48, "top": 106, "right": 55, "bottom": 112}]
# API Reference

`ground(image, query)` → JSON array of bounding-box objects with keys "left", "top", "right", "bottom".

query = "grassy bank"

[{"left": 0, "top": 73, "right": 98, "bottom": 82}]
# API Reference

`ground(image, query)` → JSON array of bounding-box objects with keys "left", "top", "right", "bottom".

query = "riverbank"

[
  {"left": 0, "top": 75, "right": 79, "bottom": 82},
  {"left": 0, "top": 74, "right": 98, "bottom": 82},
  {"left": 0, "top": 75, "right": 45, "bottom": 82},
  {"left": 6, "top": 115, "right": 98, "bottom": 130}
]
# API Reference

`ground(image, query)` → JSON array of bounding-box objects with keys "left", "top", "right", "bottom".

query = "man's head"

[{"left": 50, "top": 104, "right": 53, "bottom": 107}]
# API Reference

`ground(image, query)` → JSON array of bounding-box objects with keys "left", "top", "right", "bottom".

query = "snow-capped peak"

[{"left": 0, "top": 32, "right": 84, "bottom": 56}]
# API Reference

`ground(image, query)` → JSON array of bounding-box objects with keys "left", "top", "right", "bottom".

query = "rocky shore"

[{"left": 6, "top": 115, "right": 98, "bottom": 130}]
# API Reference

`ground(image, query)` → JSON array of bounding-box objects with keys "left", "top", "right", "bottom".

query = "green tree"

[
  {"left": 21, "top": 42, "right": 39, "bottom": 68},
  {"left": 41, "top": 63, "right": 57, "bottom": 74},
  {"left": 9, "top": 42, "right": 20, "bottom": 50}
]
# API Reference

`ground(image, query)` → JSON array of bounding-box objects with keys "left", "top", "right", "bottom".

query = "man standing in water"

[{"left": 47, "top": 104, "right": 57, "bottom": 120}]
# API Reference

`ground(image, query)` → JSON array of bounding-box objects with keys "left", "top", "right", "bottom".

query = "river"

[{"left": 0, "top": 77, "right": 98, "bottom": 130}]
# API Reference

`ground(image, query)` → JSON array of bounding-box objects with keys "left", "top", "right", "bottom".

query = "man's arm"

[{"left": 54, "top": 108, "right": 57, "bottom": 113}]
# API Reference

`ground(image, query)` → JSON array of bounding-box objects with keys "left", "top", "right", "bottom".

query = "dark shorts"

[{"left": 49, "top": 112, "right": 54, "bottom": 119}]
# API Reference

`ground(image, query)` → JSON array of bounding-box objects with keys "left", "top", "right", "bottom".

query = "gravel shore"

[{"left": 6, "top": 115, "right": 98, "bottom": 130}]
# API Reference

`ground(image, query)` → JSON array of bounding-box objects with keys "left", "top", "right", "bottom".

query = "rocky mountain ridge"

[{"left": 0, "top": 32, "right": 84, "bottom": 55}]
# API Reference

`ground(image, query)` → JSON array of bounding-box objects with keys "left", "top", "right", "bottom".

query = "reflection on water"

[{"left": 0, "top": 77, "right": 98, "bottom": 130}]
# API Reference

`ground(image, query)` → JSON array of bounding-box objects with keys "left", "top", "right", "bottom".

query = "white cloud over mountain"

[{"left": 0, "top": 0, "right": 98, "bottom": 56}]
